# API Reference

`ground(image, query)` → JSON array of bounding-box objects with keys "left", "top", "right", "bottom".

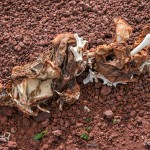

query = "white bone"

[
  {"left": 97, "top": 73, "right": 126, "bottom": 87},
  {"left": 74, "top": 33, "right": 87, "bottom": 48},
  {"left": 84, "top": 106, "right": 90, "bottom": 112},
  {"left": 70, "top": 46, "right": 83, "bottom": 62},
  {"left": 130, "top": 34, "right": 150, "bottom": 56},
  {"left": 83, "top": 69, "right": 126, "bottom": 86},
  {"left": 112, "top": 81, "right": 126, "bottom": 87},
  {"left": 139, "top": 59, "right": 150, "bottom": 72},
  {"left": 70, "top": 33, "right": 87, "bottom": 62},
  {"left": 83, "top": 69, "right": 98, "bottom": 84},
  {"left": 37, "top": 104, "right": 50, "bottom": 113}
]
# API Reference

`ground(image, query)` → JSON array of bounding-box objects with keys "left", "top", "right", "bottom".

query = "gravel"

[{"left": 0, "top": 0, "right": 149, "bottom": 150}]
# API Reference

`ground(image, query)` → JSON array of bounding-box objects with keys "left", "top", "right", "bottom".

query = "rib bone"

[{"left": 130, "top": 34, "right": 150, "bottom": 56}]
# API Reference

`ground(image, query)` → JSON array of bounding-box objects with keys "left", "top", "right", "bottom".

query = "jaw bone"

[
  {"left": 97, "top": 73, "right": 126, "bottom": 87},
  {"left": 83, "top": 69, "right": 126, "bottom": 87}
]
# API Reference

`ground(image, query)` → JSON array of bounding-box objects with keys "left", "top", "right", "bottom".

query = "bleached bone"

[
  {"left": 83, "top": 70, "right": 126, "bottom": 86},
  {"left": 139, "top": 59, "right": 150, "bottom": 72},
  {"left": 70, "top": 46, "right": 83, "bottom": 62},
  {"left": 70, "top": 33, "right": 87, "bottom": 62},
  {"left": 74, "top": 92, "right": 80, "bottom": 100},
  {"left": 37, "top": 104, "right": 50, "bottom": 113},
  {"left": 84, "top": 106, "right": 90, "bottom": 112},
  {"left": 97, "top": 73, "right": 126, "bottom": 87},
  {"left": 83, "top": 69, "right": 98, "bottom": 84},
  {"left": 130, "top": 34, "right": 150, "bottom": 56},
  {"left": 74, "top": 33, "right": 87, "bottom": 48}
]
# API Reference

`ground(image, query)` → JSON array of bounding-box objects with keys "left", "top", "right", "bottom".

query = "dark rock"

[
  {"left": 100, "top": 86, "right": 112, "bottom": 96},
  {"left": 0, "top": 107, "right": 13, "bottom": 116},
  {"left": 22, "top": 118, "right": 30, "bottom": 127},
  {"left": 144, "top": 140, "right": 150, "bottom": 149},
  {"left": 29, "top": 140, "right": 40, "bottom": 149},
  {"left": 33, "top": 112, "right": 51, "bottom": 123},
  {"left": 41, "top": 119, "right": 49, "bottom": 128}
]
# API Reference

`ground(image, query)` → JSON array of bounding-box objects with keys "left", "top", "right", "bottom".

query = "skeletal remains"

[{"left": 0, "top": 18, "right": 149, "bottom": 116}]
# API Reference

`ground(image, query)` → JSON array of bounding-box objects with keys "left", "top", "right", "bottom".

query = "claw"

[
  {"left": 55, "top": 90, "right": 63, "bottom": 96},
  {"left": 37, "top": 103, "right": 50, "bottom": 113},
  {"left": 57, "top": 98, "right": 64, "bottom": 111}
]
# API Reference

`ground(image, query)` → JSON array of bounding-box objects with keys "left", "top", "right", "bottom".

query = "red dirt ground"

[{"left": 0, "top": 0, "right": 150, "bottom": 150}]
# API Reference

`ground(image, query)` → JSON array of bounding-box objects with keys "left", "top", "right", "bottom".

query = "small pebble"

[{"left": 103, "top": 110, "right": 114, "bottom": 119}]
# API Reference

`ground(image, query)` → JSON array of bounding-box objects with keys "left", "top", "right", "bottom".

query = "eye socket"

[{"left": 105, "top": 54, "right": 115, "bottom": 61}]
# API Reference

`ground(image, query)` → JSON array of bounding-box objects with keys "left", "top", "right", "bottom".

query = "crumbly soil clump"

[{"left": 0, "top": 0, "right": 150, "bottom": 150}]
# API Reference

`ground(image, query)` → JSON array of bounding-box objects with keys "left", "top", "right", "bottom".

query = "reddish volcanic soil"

[{"left": 0, "top": 0, "right": 150, "bottom": 150}]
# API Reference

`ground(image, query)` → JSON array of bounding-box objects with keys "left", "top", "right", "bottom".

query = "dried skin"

[
  {"left": 9, "top": 57, "right": 61, "bottom": 115},
  {"left": 114, "top": 18, "right": 133, "bottom": 42},
  {"left": 51, "top": 33, "right": 75, "bottom": 50},
  {"left": 134, "top": 24, "right": 150, "bottom": 47},
  {"left": 1, "top": 19, "right": 149, "bottom": 115},
  {"left": 93, "top": 42, "right": 134, "bottom": 83},
  {"left": 11, "top": 78, "right": 53, "bottom": 115},
  {"left": 0, "top": 33, "right": 85, "bottom": 115},
  {"left": 56, "top": 79, "right": 80, "bottom": 110},
  {"left": 52, "top": 33, "right": 76, "bottom": 68},
  {"left": 52, "top": 33, "right": 76, "bottom": 90},
  {"left": 132, "top": 24, "right": 150, "bottom": 68},
  {"left": 51, "top": 33, "right": 86, "bottom": 110},
  {"left": 0, "top": 83, "right": 12, "bottom": 106},
  {"left": 86, "top": 18, "right": 148, "bottom": 84},
  {"left": 53, "top": 33, "right": 87, "bottom": 90},
  {"left": 12, "top": 58, "right": 61, "bottom": 80}
]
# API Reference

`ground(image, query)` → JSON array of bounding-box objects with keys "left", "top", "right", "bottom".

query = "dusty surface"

[{"left": 0, "top": 0, "right": 150, "bottom": 150}]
